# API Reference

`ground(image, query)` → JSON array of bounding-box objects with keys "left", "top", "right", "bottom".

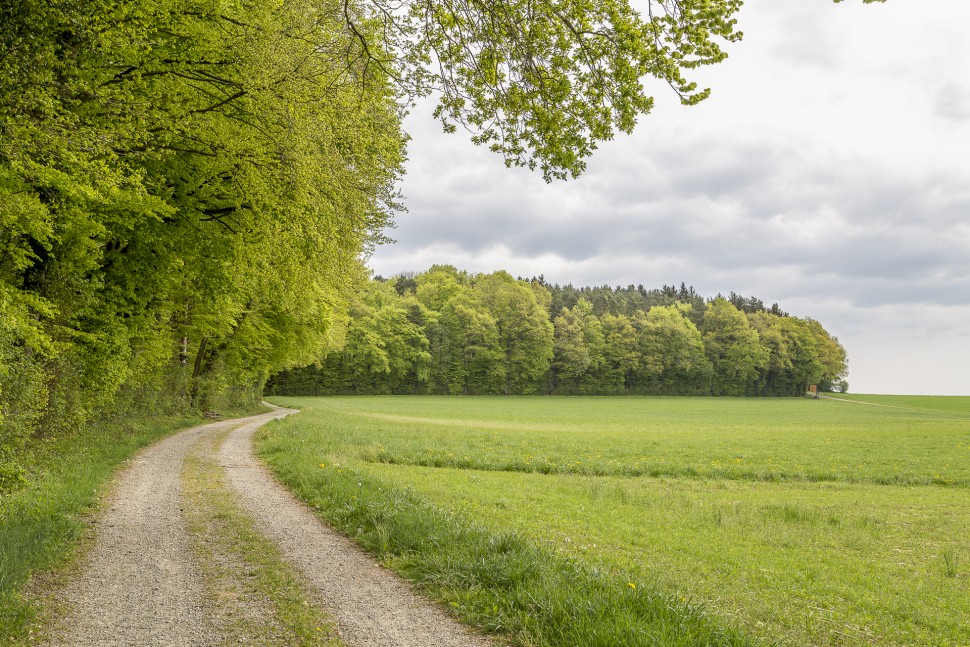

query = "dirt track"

[{"left": 46, "top": 407, "right": 492, "bottom": 647}]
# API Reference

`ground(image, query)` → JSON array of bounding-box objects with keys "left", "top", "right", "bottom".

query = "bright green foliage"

[
  {"left": 436, "top": 294, "right": 507, "bottom": 394},
  {"left": 803, "top": 318, "right": 849, "bottom": 392},
  {"left": 575, "top": 300, "right": 608, "bottom": 390},
  {"left": 0, "top": 0, "right": 403, "bottom": 488},
  {"left": 280, "top": 268, "right": 555, "bottom": 394},
  {"left": 702, "top": 298, "right": 768, "bottom": 396},
  {"left": 551, "top": 300, "right": 602, "bottom": 389},
  {"left": 633, "top": 303, "right": 710, "bottom": 394},
  {"left": 353, "top": 0, "right": 743, "bottom": 180},
  {"left": 747, "top": 311, "right": 794, "bottom": 396},
  {"left": 471, "top": 272, "right": 555, "bottom": 394},
  {"left": 374, "top": 0, "right": 878, "bottom": 180},
  {"left": 747, "top": 312, "right": 844, "bottom": 396},
  {"left": 596, "top": 313, "right": 641, "bottom": 393},
  {"left": 270, "top": 271, "right": 845, "bottom": 397},
  {"left": 314, "top": 283, "right": 433, "bottom": 393}
]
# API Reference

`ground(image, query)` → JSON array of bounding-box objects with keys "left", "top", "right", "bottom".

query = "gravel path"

[
  {"left": 220, "top": 409, "right": 493, "bottom": 647},
  {"left": 46, "top": 416, "right": 260, "bottom": 646},
  {"left": 46, "top": 407, "right": 492, "bottom": 647}
]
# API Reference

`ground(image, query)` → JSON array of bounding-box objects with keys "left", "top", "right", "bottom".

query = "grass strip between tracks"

[{"left": 181, "top": 428, "right": 344, "bottom": 646}]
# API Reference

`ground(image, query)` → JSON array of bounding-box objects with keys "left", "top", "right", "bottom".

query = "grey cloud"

[
  {"left": 383, "top": 125, "right": 970, "bottom": 311},
  {"left": 379, "top": 0, "right": 970, "bottom": 315},
  {"left": 936, "top": 83, "right": 970, "bottom": 123}
]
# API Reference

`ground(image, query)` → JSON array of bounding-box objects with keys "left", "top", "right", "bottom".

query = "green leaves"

[
  {"left": 351, "top": 0, "right": 742, "bottom": 179},
  {"left": 0, "top": 0, "right": 404, "bottom": 462},
  {"left": 271, "top": 271, "right": 848, "bottom": 398},
  {"left": 702, "top": 298, "right": 768, "bottom": 396}
]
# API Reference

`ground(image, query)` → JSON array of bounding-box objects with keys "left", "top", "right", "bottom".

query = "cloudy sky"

[{"left": 368, "top": 0, "right": 970, "bottom": 396}]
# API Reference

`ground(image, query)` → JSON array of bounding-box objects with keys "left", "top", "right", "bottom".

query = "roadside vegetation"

[
  {"left": 0, "top": 0, "right": 408, "bottom": 495},
  {"left": 258, "top": 395, "right": 970, "bottom": 647}
]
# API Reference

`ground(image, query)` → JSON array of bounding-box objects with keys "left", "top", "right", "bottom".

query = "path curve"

[
  {"left": 46, "top": 407, "right": 492, "bottom": 647},
  {"left": 220, "top": 408, "right": 493, "bottom": 647},
  {"left": 46, "top": 414, "right": 274, "bottom": 646}
]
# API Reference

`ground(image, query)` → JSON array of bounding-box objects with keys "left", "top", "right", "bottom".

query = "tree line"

[{"left": 267, "top": 266, "right": 848, "bottom": 397}]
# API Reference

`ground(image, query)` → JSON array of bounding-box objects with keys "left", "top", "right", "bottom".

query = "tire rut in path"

[
  {"left": 220, "top": 408, "right": 494, "bottom": 647},
  {"left": 46, "top": 414, "right": 276, "bottom": 646}
]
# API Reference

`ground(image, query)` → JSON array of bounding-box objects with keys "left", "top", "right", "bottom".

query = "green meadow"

[{"left": 258, "top": 395, "right": 970, "bottom": 646}]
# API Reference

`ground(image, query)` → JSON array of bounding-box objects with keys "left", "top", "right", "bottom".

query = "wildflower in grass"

[
  {"left": 627, "top": 582, "right": 636, "bottom": 590},
  {"left": 319, "top": 463, "right": 326, "bottom": 468}
]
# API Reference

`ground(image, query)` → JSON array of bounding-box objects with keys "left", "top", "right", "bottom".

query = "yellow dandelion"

[{"left": 627, "top": 582, "right": 636, "bottom": 590}]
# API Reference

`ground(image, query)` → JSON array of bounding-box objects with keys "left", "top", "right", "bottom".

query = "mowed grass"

[{"left": 259, "top": 395, "right": 970, "bottom": 647}]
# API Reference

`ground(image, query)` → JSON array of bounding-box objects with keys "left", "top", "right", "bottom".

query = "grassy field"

[{"left": 259, "top": 395, "right": 970, "bottom": 647}]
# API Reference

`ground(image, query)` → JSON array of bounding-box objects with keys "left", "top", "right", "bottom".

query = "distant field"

[
  {"left": 821, "top": 393, "right": 970, "bottom": 415},
  {"left": 259, "top": 395, "right": 970, "bottom": 647}
]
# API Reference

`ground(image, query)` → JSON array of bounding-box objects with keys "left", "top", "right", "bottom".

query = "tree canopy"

[
  {"left": 268, "top": 268, "right": 848, "bottom": 397},
  {"left": 1, "top": 0, "right": 403, "bottom": 488}
]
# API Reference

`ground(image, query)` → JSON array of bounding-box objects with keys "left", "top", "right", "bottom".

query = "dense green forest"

[
  {"left": 0, "top": 0, "right": 406, "bottom": 490},
  {"left": 0, "top": 0, "right": 748, "bottom": 490},
  {"left": 267, "top": 266, "right": 848, "bottom": 397}
]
